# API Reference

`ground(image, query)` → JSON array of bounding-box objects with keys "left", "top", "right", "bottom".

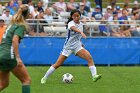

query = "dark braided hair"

[{"left": 66, "top": 9, "right": 81, "bottom": 28}]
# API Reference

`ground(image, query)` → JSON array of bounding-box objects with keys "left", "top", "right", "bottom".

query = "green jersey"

[{"left": 0, "top": 24, "right": 26, "bottom": 71}]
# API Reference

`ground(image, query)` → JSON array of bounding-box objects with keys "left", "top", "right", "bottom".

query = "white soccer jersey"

[
  {"left": 61, "top": 20, "right": 84, "bottom": 57},
  {"left": 61, "top": 21, "right": 83, "bottom": 57},
  {"left": 63, "top": 20, "right": 83, "bottom": 50}
]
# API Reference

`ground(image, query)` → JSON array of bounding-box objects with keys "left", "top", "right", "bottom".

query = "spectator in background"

[
  {"left": 3, "top": 3, "right": 8, "bottom": 10},
  {"left": 99, "top": 18, "right": 110, "bottom": 36},
  {"left": 94, "top": 0, "right": 102, "bottom": 12},
  {"left": 17, "top": 0, "right": 23, "bottom": 8},
  {"left": 134, "top": 0, "right": 138, "bottom": 5},
  {"left": 2, "top": 8, "right": 12, "bottom": 25},
  {"left": 122, "top": 3, "right": 131, "bottom": 17},
  {"left": 52, "top": 0, "right": 67, "bottom": 14},
  {"left": 31, "top": 5, "right": 39, "bottom": 18},
  {"left": 130, "top": 13, "right": 140, "bottom": 36},
  {"left": 43, "top": 7, "right": 53, "bottom": 24},
  {"left": 109, "top": 15, "right": 122, "bottom": 37},
  {"left": 114, "top": 5, "right": 122, "bottom": 18},
  {"left": 34, "top": 12, "right": 48, "bottom": 36},
  {"left": 104, "top": 5, "right": 113, "bottom": 20},
  {"left": 67, "top": 0, "right": 79, "bottom": 12},
  {"left": 6, "top": 0, "right": 16, "bottom": 15},
  {"left": 0, "top": 3, "right": 3, "bottom": 16},
  {"left": 109, "top": 0, "right": 116, "bottom": 11},
  {"left": 13, "top": 0, "right": 18, "bottom": 8},
  {"left": 41, "top": 0, "right": 49, "bottom": 10},
  {"left": 26, "top": 13, "right": 36, "bottom": 36},
  {"left": 79, "top": 2, "right": 88, "bottom": 17},
  {"left": 28, "top": 0, "right": 35, "bottom": 14},
  {"left": 82, "top": 0, "right": 91, "bottom": 12},
  {"left": 131, "top": 0, "right": 140, "bottom": 15},
  {"left": 91, "top": 5, "right": 103, "bottom": 20},
  {"left": 37, "top": 1, "right": 44, "bottom": 12},
  {"left": 108, "top": 11, "right": 118, "bottom": 21},
  {"left": 120, "top": 23, "right": 131, "bottom": 37},
  {"left": 91, "top": 5, "right": 103, "bottom": 35},
  {"left": 0, "top": 17, "right": 7, "bottom": 43},
  {"left": 123, "top": 3, "right": 130, "bottom": 12},
  {"left": 78, "top": 2, "right": 89, "bottom": 26},
  {"left": 118, "top": 9, "right": 128, "bottom": 24},
  {"left": 43, "top": 7, "right": 54, "bottom": 36}
]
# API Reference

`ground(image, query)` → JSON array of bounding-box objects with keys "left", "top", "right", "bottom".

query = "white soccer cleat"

[{"left": 41, "top": 77, "right": 47, "bottom": 84}]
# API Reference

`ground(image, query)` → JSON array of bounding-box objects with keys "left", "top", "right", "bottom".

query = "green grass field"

[{"left": 1, "top": 66, "right": 140, "bottom": 93}]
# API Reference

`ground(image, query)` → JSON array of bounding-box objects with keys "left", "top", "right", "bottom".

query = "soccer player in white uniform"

[{"left": 41, "top": 9, "right": 101, "bottom": 84}]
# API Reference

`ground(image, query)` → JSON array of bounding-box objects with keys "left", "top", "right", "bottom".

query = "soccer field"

[{"left": 1, "top": 66, "right": 140, "bottom": 93}]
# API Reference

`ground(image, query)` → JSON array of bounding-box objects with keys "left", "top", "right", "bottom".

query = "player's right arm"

[{"left": 70, "top": 26, "right": 87, "bottom": 39}]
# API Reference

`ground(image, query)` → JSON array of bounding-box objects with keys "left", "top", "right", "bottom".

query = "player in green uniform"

[{"left": 0, "top": 4, "right": 31, "bottom": 93}]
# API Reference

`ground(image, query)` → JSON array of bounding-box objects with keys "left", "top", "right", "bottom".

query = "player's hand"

[
  {"left": 16, "top": 57, "right": 23, "bottom": 67},
  {"left": 81, "top": 32, "right": 87, "bottom": 39}
]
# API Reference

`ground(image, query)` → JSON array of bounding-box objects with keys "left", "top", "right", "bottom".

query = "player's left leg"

[
  {"left": 76, "top": 48, "right": 94, "bottom": 66},
  {"left": 76, "top": 48, "right": 101, "bottom": 82},
  {"left": 11, "top": 61, "right": 31, "bottom": 93},
  {"left": 0, "top": 71, "right": 10, "bottom": 92}
]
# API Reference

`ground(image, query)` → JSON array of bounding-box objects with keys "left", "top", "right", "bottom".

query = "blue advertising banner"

[{"left": 19, "top": 37, "right": 140, "bottom": 65}]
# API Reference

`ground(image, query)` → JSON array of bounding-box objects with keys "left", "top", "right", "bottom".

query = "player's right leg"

[
  {"left": 0, "top": 71, "right": 10, "bottom": 92},
  {"left": 41, "top": 55, "right": 67, "bottom": 84},
  {"left": 11, "top": 61, "right": 31, "bottom": 93}
]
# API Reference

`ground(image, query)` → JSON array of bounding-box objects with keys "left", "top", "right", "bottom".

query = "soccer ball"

[{"left": 62, "top": 73, "right": 73, "bottom": 83}]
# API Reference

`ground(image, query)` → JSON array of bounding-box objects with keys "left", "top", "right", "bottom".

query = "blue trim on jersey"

[{"left": 64, "top": 30, "right": 71, "bottom": 45}]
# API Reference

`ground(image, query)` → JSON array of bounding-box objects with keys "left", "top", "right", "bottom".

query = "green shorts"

[{"left": 0, "top": 58, "right": 17, "bottom": 71}]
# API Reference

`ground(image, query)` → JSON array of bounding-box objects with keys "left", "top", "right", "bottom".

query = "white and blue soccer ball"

[{"left": 62, "top": 73, "right": 73, "bottom": 83}]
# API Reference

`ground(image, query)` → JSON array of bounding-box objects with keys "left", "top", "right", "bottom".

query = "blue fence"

[{"left": 19, "top": 37, "right": 140, "bottom": 65}]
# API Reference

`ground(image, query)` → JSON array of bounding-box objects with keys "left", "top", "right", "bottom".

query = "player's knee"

[
  {"left": 87, "top": 55, "right": 93, "bottom": 62},
  {"left": 21, "top": 77, "right": 31, "bottom": 85}
]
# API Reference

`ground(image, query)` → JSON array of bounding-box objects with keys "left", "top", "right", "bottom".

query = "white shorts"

[{"left": 61, "top": 46, "right": 84, "bottom": 57}]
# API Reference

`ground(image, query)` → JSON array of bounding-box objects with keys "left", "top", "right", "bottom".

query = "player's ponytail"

[
  {"left": 10, "top": 4, "right": 29, "bottom": 29},
  {"left": 66, "top": 17, "right": 73, "bottom": 29},
  {"left": 66, "top": 9, "right": 81, "bottom": 29},
  {"left": 22, "top": 5, "right": 29, "bottom": 19}
]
